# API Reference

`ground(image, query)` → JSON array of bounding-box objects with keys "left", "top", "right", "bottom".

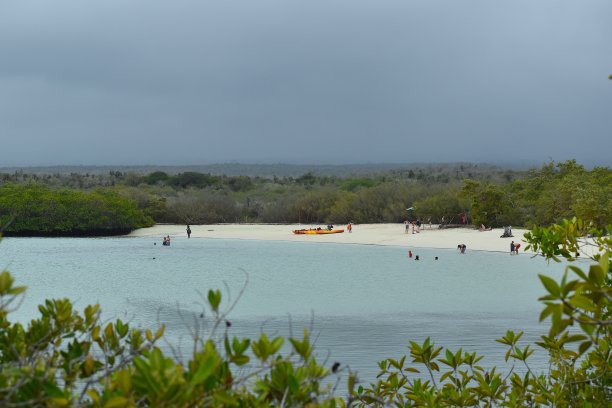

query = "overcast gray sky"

[{"left": 1, "top": 0, "right": 610, "bottom": 167}]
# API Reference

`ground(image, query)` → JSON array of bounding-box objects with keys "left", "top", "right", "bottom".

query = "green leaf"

[
  {"left": 230, "top": 355, "right": 249, "bottom": 366},
  {"left": 42, "top": 381, "right": 66, "bottom": 398},
  {"left": 564, "top": 334, "right": 587, "bottom": 343},
  {"left": 212, "top": 391, "right": 238, "bottom": 406},
  {"left": 207, "top": 289, "right": 222, "bottom": 312},
  {"left": 232, "top": 337, "right": 250, "bottom": 355},
  {"left": 440, "top": 371, "right": 453, "bottom": 382},
  {"left": 567, "top": 265, "right": 587, "bottom": 280},
  {"left": 191, "top": 361, "right": 216, "bottom": 386},
  {"left": 539, "top": 275, "right": 560, "bottom": 297},
  {"left": 0, "top": 271, "right": 14, "bottom": 294},
  {"left": 155, "top": 325, "right": 165, "bottom": 339},
  {"left": 191, "top": 345, "right": 221, "bottom": 386},
  {"left": 388, "top": 358, "right": 400, "bottom": 369},
  {"left": 270, "top": 337, "right": 284, "bottom": 354},
  {"left": 578, "top": 341, "right": 592, "bottom": 355},
  {"left": 103, "top": 396, "right": 130, "bottom": 408},
  {"left": 568, "top": 296, "right": 596, "bottom": 312},
  {"left": 348, "top": 373, "right": 356, "bottom": 394},
  {"left": 7, "top": 285, "right": 26, "bottom": 295},
  {"left": 50, "top": 398, "right": 70, "bottom": 407},
  {"left": 133, "top": 358, "right": 158, "bottom": 391},
  {"left": 445, "top": 349, "right": 454, "bottom": 364},
  {"left": 539, "top": 304, "right": 555, "bottom": 322},
  {"left": 288, "top": 374, "right": 299, "bottom": 394},
  {"left": 588, "top": 265, "right": 605, "bottom": 286},
  {"left": 580, "top": 322, "right": 595, "bottom": 336}
]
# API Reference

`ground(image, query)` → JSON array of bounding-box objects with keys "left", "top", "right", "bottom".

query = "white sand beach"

[{"left": 129, "top": 224, "right": 530, "bottom": 253}]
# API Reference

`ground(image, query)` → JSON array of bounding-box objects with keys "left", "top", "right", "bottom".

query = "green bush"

[{"left": 0, "top": 184, "right": 153, "bottom": 236}]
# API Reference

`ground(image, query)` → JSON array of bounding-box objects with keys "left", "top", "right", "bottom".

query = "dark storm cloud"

[{"left": 0, "top": 0, "right": 611, "bottom": 166}]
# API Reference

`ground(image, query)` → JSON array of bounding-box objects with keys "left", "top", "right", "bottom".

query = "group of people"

[
  {"left": 408, "top": 250, "right": 439, "bottom": 261},
  {"left": 404, "top": 219, "right": 422, "bottom": 234},
  {"left": 161, "top": 225, "right": 192, "bottom": 246},
  {"left": 408, "top": 240, "right": 517, "bottom": 258}
]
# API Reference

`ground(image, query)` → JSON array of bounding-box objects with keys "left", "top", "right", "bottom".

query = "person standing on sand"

[
  {"left": 186, "top": 225, "right": 192, "bottom": 238},
  {"left": 514, "top": 243, "right": 521, "bottom": 254},
  {"left": 510, "top": 241, "right": 515, "bottom": 255},
  {"left": 404, "top": 220, "right": 409, "bottom": 234}
]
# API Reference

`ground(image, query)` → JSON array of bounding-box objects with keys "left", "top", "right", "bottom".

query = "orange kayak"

[{"left": 293, "top": 229, "right": 345, "bottom": 235}]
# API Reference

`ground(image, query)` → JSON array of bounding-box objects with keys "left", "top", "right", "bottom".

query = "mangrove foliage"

[{"left": 0, "top": 184, "right": 153, "bottom": 236}]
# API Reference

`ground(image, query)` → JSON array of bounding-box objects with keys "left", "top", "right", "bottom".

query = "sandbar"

[{"left": 128, "top": 224, "right": 530, "bottom": 253}]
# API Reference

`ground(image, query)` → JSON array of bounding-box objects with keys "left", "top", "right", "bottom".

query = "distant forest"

[
  {"left": 0, "top": 160, "right": 610, "bottom": 234},
  {"left": 0, "top": 162, "right": 530, "bottom": 178}
]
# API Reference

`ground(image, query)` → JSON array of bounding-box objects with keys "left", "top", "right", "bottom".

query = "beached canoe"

[{"left": 293, "top": 229, "right": 345, "bottom": 235}]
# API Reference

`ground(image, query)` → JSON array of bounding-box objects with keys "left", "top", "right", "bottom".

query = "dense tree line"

[
  {"left": 460, "top": 160, "right": 611, "bottom": 228},
  {"left": 0, "top": 184, "right": 153, "bottom": 236},
  {"left": 0, "top": 162, "right": 520, "bottom": 178},
  {"left": 0, "top": 161, "right": 609, "bottom": 231},
  {"left": 116, "top": 160, "right": 611, "bottom": 228}
]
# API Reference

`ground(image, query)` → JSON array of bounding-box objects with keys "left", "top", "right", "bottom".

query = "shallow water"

[{"left": 0, "top": 236, "right": 576, "bottom": 385}]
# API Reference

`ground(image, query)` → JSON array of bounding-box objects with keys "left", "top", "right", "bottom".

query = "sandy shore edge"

[{"left": 128, "top": 224, "right": 530, "bottom": 253}]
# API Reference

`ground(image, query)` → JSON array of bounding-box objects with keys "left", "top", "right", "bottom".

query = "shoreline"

[{"left": 128, "top": 223, "right": 530, "bottom": 253}]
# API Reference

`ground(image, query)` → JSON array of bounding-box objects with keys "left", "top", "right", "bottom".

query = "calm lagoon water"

[{"left": 1, "top": 236, "right": 574, "bottom": 385}]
